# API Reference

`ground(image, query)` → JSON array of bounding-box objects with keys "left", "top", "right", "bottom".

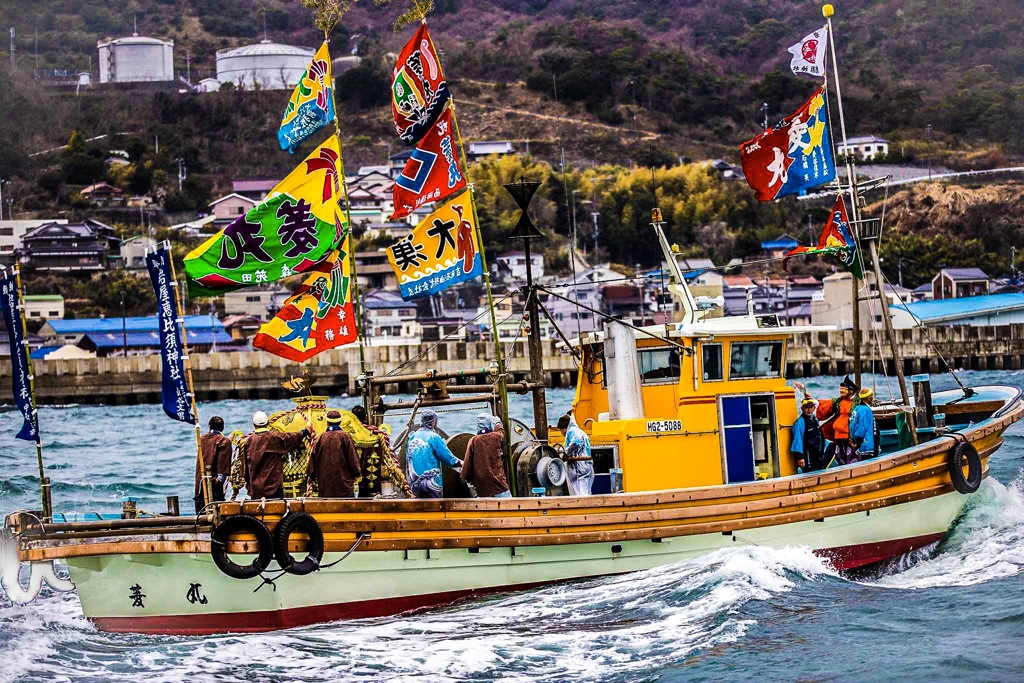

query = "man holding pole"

[{"left": 193, "top": 416, "right": 232, "bottom": 512}]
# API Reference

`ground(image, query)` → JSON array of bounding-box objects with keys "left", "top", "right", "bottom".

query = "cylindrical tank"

[
  {"left": 97, "top": 36, "right": 174, "bottom": 83},
  {"left": 216, "top": 41, "right": 314, "bottom": 90}
]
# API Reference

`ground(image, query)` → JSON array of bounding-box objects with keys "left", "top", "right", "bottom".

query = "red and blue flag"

[{"left": 739, "top": 86, "right": 836, "bottom": 201}]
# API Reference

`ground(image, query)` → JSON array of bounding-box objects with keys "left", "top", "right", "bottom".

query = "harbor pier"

[{"left": 4, "top": 324, "right": 1024, "bottom": 406}]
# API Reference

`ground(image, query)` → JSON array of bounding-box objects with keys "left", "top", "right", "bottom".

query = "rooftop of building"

[
  {"left": 44, "top": 315, "right": 224, "bottom": 335},
  {"left": 889, "top": 292, "right": 1024, "bottom": 322},
  {"left": 935, "top": 267, "right": 990, "bottom": 281}
]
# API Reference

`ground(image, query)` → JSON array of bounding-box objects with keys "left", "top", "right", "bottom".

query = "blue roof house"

[{"left": 890, "top": 293, "right": 1024, "bottom": 329}]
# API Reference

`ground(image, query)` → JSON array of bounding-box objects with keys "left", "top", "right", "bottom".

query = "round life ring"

[
  {"left": 210, "top": 514, "right": 274, "bottom": 580},
  {"left": 949, "top": 441, "right": 983, "bottom": 494},
  {"left": 273, "top": 513, "right": 324, "bottom": 576}
]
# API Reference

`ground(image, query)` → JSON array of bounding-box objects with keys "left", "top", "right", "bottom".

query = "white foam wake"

[
  {"left": 870, "top": 476, "right": 1024, "bottom": 590},
  {"left": 152, "top": 545, "right": 835, "bottom": 683}
]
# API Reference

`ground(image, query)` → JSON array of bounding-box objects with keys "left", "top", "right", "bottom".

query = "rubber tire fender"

[
  {"left": 210, "top": 514, "right": 274, "bottom": 580},
  {"left": 273, "top": 512, "right": 325, "bottom": 576},
  {"left": 949, "top": 441, "right": 983, "bottom": 495}
]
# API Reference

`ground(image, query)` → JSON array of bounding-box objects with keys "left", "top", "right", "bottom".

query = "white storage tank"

[
  {"left": 97, "top": 35, "right": 174, "bottom": 83},
  {"left": 216, "top": 41, "right": 314, "bottom": 90}
]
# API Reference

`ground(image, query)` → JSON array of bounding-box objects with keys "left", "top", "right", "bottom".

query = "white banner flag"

[{"left": 788, "top": 26, "right": 828, "bottom": 78}]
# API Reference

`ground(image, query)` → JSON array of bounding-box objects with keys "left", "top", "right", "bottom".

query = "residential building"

[
  {"left": 355, "top": 251, "right": 399, "bottom": 290},
  {"left": 39, "top": 315, "right": 225, "bottom": 347},
  {"left": 17, "top": 219, "right": 120, "bottom": 272},
  {"left": 116, "top": 235, "right": 157, "bottom": 270},
  {"left": 810, "top": 271, "right": 895, "bottom": 329},
  {"left": 722, "top": 275, "right": 757, "bottom": 317},
  {"left": 232, "top": 180, "right": 279, "bottom": 201},
  {"left": 0, "top": 220, "right": 68, "bottom": 261},
  {"left": 389, "top": 149, "right": 413, "bottom": 177},
  {"left": 932, "top": 268, "right": 990, "bottom": 300},
  {"left": 363, "top": 289, "right": 418, "bottom": 338},
  {"left": 79, "top": 182, "right": 125, "bottom": 207},
  {"left": 23, "top": 295, "right": 65, "bottom": 321},
  {"left": 209, "top": 193, "right": 258, "bottom": 227},
  {"left": 890, "top": 293, "right": 1024, "bottom": 329},
  {"left": 760, "top": 234, "right": 800, "bottom": 259},
  {"left": 705, "top": 159, "right": 743, "bottom": 181},
  {"left": 77, "top": 327, "right": 236, "bottom": 356},
  {"left": 221, "top": 314, "right": 264, "bottom": 341},
  {"left": 836, "top": 135, "right": 889, "bottom": 161},
  {"left": 223, "top": 286, "right": 289, "bottom": 317},
  {"left": 493, "top": 251, "right": 544, "bottom": 282},
  {"left": 347, "top": 169, "right": 396, "bottom": 225},
  {"left": 468, "top": 141, "right": 514, "bottom": 161}
]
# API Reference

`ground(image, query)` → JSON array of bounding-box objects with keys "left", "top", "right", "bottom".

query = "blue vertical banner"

[
  {"left": 146, "top": 249, "right": 196, "bottom": 424},
  {"left": 0, "top": 271, "right": 39, "bottom": 441}
]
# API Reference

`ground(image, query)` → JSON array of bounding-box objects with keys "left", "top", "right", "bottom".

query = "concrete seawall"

[{"left": 4, "top": 324, "right": 1024, "bottom": 405}]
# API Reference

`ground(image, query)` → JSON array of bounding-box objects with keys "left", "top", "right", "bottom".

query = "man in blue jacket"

[
  {"left": 406, "top": 409, "right": 461, "bottom": 498},
  {"left": 850, "top": 388, "right": 878, "bottom": 462},
  {"left": 791, "top": 398, "right": 826, "bottom": 471}
]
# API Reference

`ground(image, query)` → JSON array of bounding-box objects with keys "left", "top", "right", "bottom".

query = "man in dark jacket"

[
  {"left": 790, "top": 398, "right": 826, "bottom": 472},
  {"left": 462, "top": 414, "right": 510, "bottom": 498},
  {"left": 306, "top": 410, "right": 362, "bottom": 498},
  {"left": 194, "top": 416, "right": 233, "bottom": 512},
  {"left": 243, "top": 410, "right": 310, "bottom": 499}
]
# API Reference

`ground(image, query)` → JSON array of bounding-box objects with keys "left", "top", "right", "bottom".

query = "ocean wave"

[{"left": 866, "top": 475, "right": 1024, "bottom": 590}]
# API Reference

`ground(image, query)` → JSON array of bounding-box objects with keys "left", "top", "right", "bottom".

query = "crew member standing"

[
  {"left": 790, "top": 398, "right": 826, "bottom": 472},
  {"left": 306, "top": 410, "right": 362, "bottom": 498},
  {"left": 243, "top": 410, "right": 310, "bottom": 499},
  {"left": 194, "top": 416, "right": 232, "bottom": 512},
  {"left": 407, "top": 409, "right": 461, "bottom": 498},
  {"left": 462, "top": 414, "right": 511, "bottom": 498},
  {"left": 795, "top": 376, "right": 859, "bottom": 466},
  {"left": 557, "top": 412, "right": 595, "bottom": 496},
  {"left": 850, "top": 388, "right": 878, "bottom": 461}
]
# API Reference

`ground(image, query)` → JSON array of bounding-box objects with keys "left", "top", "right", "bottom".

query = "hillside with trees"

[{"left": 0, "top": 0, "right": 1020, "bottom": 300}]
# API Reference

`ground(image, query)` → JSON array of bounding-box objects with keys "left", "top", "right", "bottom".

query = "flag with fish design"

[
  {"left": 145, "top": 249, "right": 196, "bottom": 424},
  {"left": 391, "top": 23, "right": 451, "bottom": 145},
  {"left": 783, "top": 195, "right": 863, "bottom": 279},
  {"left": 184, "top": 137, "right": 346, "bottom": 298},
  {"left": 387, "top": 191, "right": 482, "bottom": 300},
  {"left": 278, "top": 42, "right": 336, "bottom": 154},
  {"left": 252, "top": 244, "right": 357, "bottom": 362},
  {"left": 788, "top": 26, "right": 828, "bottom": 78},
  {"left": 391, "top": 106, "right": 466, "bottom": 220},
  {"left": 0, "top": 271, "right": 39, "bottom": 440},
  {"left": 739, "top": 86, "right": 836, "bottom": 201}
]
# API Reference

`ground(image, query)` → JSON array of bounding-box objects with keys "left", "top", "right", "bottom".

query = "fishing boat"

[{"left": 2, "top": 3, "right": 1021, "bottom": 635}]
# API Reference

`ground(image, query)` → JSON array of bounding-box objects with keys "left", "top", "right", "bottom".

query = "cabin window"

[
  {"left": 701, "top": 343, "right": 724, "bottom": 382},
  {"left": 729, "top": 341, "right": 783, "bottom": 379},
  {"left": 637, "top": 347, "right": 680, "bottom": 384}
]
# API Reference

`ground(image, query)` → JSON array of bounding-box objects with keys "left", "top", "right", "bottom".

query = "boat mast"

[
  {"left": 419, "top": 12, "right": 513, "bottom": 456},
  {"left": 822, "top": 3, "right": 862, "bottom": 386},
  {"left": 321, "top": 26, "right": 369, "bottom": 413},
  {"left": 11, "top": 266, "right": 51, "bottom": 521},
  {"left": 505, "top": 178, "right": 548, "bottom": 441},
  {"left": 824, "top": 4, "right": 916, "bottom": 440},
  {"left": 166, "top": 243, "right": 208, "bottom": 507}
]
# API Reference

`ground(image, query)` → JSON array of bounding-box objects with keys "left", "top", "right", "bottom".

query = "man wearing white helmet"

[{"left": 242, "top": 410, "right": 310, "bottom": 499}]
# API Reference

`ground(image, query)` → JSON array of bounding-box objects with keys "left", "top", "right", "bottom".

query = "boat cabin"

[{"left": 563, "top": 315, "right": 807, "bottom": 494}]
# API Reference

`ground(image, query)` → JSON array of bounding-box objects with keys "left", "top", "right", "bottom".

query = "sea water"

[{"left": 0, "top": 372, "right": 1022, "bottom": 681}]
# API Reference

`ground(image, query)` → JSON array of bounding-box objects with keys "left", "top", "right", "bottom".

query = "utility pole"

[
  {"left": 9, "top": 27, "right": 15, "bottom": 70},
  {"left": 926, "top": 124, "right": 933, "bottom": 181},
  {"left": 761, "top": 102, "right": 769, "bottom": 130},
  {"left": 1012, "top": 246, "right": 1018, "bottom": 281},
  {"left": 591, "top": 212, "right": 600, "bottom": 255},
  {"left": 0, "top": 179, "right": 5, "bottom": 221}
]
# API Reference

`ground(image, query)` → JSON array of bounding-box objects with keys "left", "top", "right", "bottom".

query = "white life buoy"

[{"left": 0, "top": 527, "right": 74, "bottom": 604}]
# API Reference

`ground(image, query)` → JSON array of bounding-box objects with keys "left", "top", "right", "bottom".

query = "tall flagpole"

[
  {"left": 165, "top": 243, "right": 207, "bottom": 508},
  {"left": 323, "top": 33, "right": 370, "bottom": 409},
  {"left": 823, "top": 4, "right": 915, "bottom": 440},
  {"left": 822, "top": 3, "right": 863, "bottom": 387},
  {"left": 420, "top": 15, "right": 513, "bottom": 480},
  {"left": 13, "top": 266, "right": 50, "bottom": 521}
]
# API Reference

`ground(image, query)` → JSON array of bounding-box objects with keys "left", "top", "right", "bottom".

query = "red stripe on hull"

[
  {"left": 814, "top": 532, "right": 945, "bottom": 570},
  {"left": 90, "top": 533, "right": 947, "bottom": 635}
]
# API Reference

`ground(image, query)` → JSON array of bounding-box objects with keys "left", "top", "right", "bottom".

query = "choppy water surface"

[{"left": 1, "top": 372, "right": 1023, "bottom": 681}]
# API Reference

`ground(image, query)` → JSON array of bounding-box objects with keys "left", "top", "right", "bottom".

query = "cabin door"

[{"left": 719, "top": 396, "right": 755, "bottom": 483}]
